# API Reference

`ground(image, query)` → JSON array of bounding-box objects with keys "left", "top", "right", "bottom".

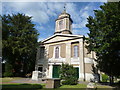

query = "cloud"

[
  {"left": 66, "top": 3, "right": 80, "bottom": 24},
  {"left": 79, "top": 3, "right": 94, "bottom": 28},
  {"left": 73, "top": 29, "right": 80, "bottom": 35},
  {"left": 35, "top": 24, "right": 45, "bottom": 31},
  {"left": 72, "top": 2, "right": 102, "bottom": 30},
  {"left": 2, "top": 0, "right": 108, "bottom": 2},
  {"left": 2, "top": 2, "right": 80, "bottom": 25},
  {"left": 32, "top": 10, "right": 49, "bottom": 24},
  {"left": 73, "top": 28, "right": 90, "bottom": 36},
  {"left": 3, "top": 2, "right": 66, "bottom": 24},
  {"left": 2, "top": 2, "right": 104, "bottom": 39}
]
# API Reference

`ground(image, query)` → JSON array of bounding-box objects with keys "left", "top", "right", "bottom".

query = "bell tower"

[{"left": 55, "top": 4, "right": 73, "bottom": 34}]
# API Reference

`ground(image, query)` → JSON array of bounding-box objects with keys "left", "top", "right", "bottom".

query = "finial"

[{"left": 63, "top": 3, "right": 66, "bottom": 13}]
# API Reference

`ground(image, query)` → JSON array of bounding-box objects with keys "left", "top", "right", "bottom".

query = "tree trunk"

[{"left": 109, "top": 75, "right": 114, "bottom": 85}]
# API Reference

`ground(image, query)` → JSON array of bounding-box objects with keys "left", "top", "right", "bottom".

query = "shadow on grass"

[
  {"left": 99, "top": 81, "right": 120, "bottom": 86},
  {"left": 96, "top": 82, "right": 120, "bottom": 90},
  {"left": 99, "top": 82, "right": 110, "bottom": 85},
  {"left": 2, "top": 83, "right": 44, "bottom": 90}
]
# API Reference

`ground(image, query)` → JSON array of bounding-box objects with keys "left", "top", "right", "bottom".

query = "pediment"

[{"left": 42, "top": 34, "right": 83, "bottom": 44}]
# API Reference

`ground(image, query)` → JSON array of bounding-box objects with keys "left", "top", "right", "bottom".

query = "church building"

[{"left": 32, "top": 8, "right": 97, "bottom": 81}]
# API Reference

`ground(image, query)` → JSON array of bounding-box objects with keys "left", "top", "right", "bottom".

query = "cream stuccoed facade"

[{"left": 32, "top": 10, "right": 99, "bottom": 81}]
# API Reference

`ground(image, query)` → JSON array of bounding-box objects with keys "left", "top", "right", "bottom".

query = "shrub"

[
  {"left": 2, "top": 84, "right": 43, "bottom": 89},
  {"left": 59, "top": 63, "right": 78, "bottom": 85},
  {"left": 3, "top": 63, "right": 14, "bottom": 77},
  {"left": 102, "top": 74, "right": 109, "bottom": 82}
]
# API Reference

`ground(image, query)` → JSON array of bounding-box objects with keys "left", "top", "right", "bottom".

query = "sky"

[{"left": 2, "top": 1, "right": 106, "bottom": 42}]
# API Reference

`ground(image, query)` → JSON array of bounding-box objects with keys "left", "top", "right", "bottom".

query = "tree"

[
  {"left": 2, "top": 13, "right": 39, "bottom": 77},
  {"left": 86, "top": 2, "right": 120, "bottom": 84},
  {"left": 59, "top": 63, "right": 78, "bottom": 85}
]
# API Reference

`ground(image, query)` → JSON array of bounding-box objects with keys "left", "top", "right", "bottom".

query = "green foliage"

[
  {"left": 102, "top": 74, "right": 109, "bottom": 82},
  {"left": 3, "top": 63, "right": 14, "bottom": 77},
  {"left": 59, "top": 63, "right": 78, "bottom": 85},
  {"left": 2, "top": 13, "right": 39, "bottom": 76},
  {"left": 86, "top": 2, "right": 120, "bottom": 80}
]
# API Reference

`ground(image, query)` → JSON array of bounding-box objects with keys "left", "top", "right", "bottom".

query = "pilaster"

[
  {"left": 66, "top": 42, "right": 71, "bottom": 64},
  {"left": 48, "top": 64, "right": 53, "bottom": 78},
  {"left": 79, "top": 38, "right": 85, "bottom": 81}
]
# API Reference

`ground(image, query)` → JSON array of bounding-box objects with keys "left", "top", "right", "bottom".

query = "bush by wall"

[{"left": 59, "top": 63, "right": 78, "bottom": 85}]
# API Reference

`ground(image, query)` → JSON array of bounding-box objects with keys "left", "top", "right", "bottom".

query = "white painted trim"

[
  {"left": 71, "top": 57, "right": 80, "bottom": 61},
  {"left": 48, "top": 64, "right": 53, "bottom": 78},
  {"left": 73, "top": 66, "right": 79, "bottom": 67},
  {"left": 48, "top": 58, "right": 66, "bottom": 63},
  {"left": 48, "top": 63, "right": 64, "bottom": 65},
  {"left": 84, "top": 57, "right": 94, "bottom": 64},
  {"left": 42, "top": 34, "right": 84, "bottom": 42},
  {"left": 71, "top": 62, "right": 80, "bottom": 64}
]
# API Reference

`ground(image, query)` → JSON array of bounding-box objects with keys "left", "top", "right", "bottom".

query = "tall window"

[
  {"left": 55, "top": 47, "right": 59, "bottom": 58},
  {"left": 40, "top": 47, "right": 45, "bottom": 58},
  {"left": 74, "top": 45, "right": 79, "bottom": 57}
]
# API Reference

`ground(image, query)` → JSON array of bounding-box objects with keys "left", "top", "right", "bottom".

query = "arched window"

[
  {"left": 55, "top": 47, "right": 59, "bottom": 58},
  {"left": 74, "top": 45, "right": 79, "bottom": 57}
]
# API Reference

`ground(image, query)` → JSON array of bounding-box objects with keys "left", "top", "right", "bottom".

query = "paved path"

[
  {"left": 78, "top": 81, "right": 89, "bottom": 85},
  {"left": 3, "top": 78, "right": 89, "bottom": 84},
  {"left": 3, "top": 78, "right": 46, "bottom": 84}
]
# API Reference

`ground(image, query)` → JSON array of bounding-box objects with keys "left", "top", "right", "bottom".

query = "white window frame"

[{"left": 53, "top": 45, "right": 61, "bottom": 59}]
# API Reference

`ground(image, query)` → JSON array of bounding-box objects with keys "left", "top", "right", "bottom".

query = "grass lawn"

[
  {"left": 60, "top": 84, "right": 87, "bottom": 88},
  {"left": 1, "top": 77, "right": 45, "bottom": 90},
  {"left": 1, "top": 83, "right": 115, "bottom": 90},
  {"left": 96, "top": 85, "right": 114, "bottom": 90},
  {"left": 1, "top": 78, "right": 117, "bottom": 89},
  {"left": 97, "top": 85, "right": 113, "bottom": 88},
  {"left": 60, "top": 83, "right": 114, "bottom": 89}
]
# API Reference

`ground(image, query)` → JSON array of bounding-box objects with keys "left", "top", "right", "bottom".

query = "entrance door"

[
  {"left": 52, "top": 65, "right": 60, "bottom": 78},
  {"left": 38, "top": 66, "right": 43, "bottom": 78},
  {"left": 38, "top": 67, "right": 43, "bottom": 72},
  {"left": 75, "top": 67, "right": 79, "bottom": 79}
]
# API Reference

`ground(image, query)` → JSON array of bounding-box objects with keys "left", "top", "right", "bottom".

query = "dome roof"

[
  {"left": 58, "top": 11, "right": 70, "bottom": 19},
  {"left": 56, "top": 11, "right": 73, "bottom": 23}
]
